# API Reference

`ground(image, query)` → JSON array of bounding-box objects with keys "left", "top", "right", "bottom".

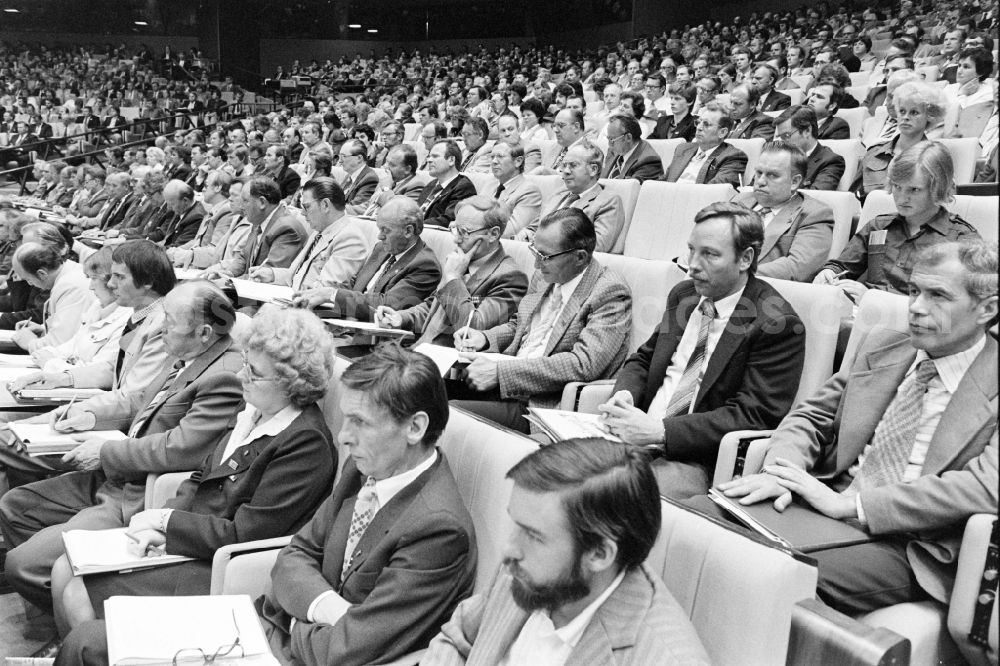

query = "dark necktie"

[
  {"left": 609, "top": 155, "right": 624, "bottom": 179},
  {"left": 128, "top": 360, "right": 186, "bottom": 437},
  {"left": 115, "top": 317, "right": 140, "bottom": 380},
  {"left": 494, "top": 183, "right": 505, "bottom": 199}
]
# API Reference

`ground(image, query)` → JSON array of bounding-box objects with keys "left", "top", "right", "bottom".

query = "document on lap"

[
  {"left": 62, "top": 528, "right": 195, "bottom": 576},
  {"left": 524, "top": 408, "right": 624, "bottom": 444},
  {"left": 104, "top": 594, "right": 277, "bottom": 666},
  {"left": 8, "top": 422, "right": 127, "bottom": 456}
]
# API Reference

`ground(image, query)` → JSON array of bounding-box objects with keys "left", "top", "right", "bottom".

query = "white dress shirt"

[
  {"left": 500, "top": 570, "right": 626, "bottom": 666},
  {"left": 221, "top": 403, "right": 303, "bottom": 462},
  {"left": 646, "top": 286, "right": 746, "bottom": 419}
]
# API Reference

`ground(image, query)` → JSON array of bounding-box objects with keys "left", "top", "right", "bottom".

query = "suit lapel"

[
  {"left": 697, "top": 279, "right": 760, "bottom": 404},
  {"left": 759, "top": 193, "right": 803, "bottom": 258},
  {"left": 566, "top": 566, "right": 652, "bottom": 666},
  {"left": 699, "top": 145, "right": 722, "bottom": 182},
  {"left": 543, "top": 260, "right": 600, "bottom": 356},
  {"left": 464, "top": 246, "right": 507, "bottom": 296},
  {"left": 511, "top": 275, "right": 548, "bottom": 352},
  {"left": 351, "top": 244, "right": 389, "bottom": 290},
  {"left": 373, "top": 239, "right": 423, "bottom": 293},
  {"left": 922, "top": 338, "right": 998, "bottom": 474}
]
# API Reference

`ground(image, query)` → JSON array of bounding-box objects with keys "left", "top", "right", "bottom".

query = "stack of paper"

[
  {"left": 8, "top": 423, "right": 128, "bottom": 456},
  {"left": 105, "top": 595, "right": 278, "bottom": 665},
  {"left": 323, "top": 318, "right": 413, "bottom": 339},
  {"left": 62, "top": 528, "right": 194, "bottom": 576},
  {"left": 524, "top": 408, "right": 623, "bottom": 444},
  {"left": 13, "top": 387, "right": 106, "bottom": 402},
  {"left": 230, "top": 278, "right": 294, "bottom": 304}
]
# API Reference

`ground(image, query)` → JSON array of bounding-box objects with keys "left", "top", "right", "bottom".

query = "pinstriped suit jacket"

[
  {"left": 422, "top": 564, "right": 711, "bottom": 665},
  {"left": 483, "top": 259, "right": 631, "bottom": 408}
]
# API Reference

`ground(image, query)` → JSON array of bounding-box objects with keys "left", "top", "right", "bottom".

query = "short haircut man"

[
  {"left": 662, "top": 102, "right": 748, "bottom": 188},
  {"left": 773, "top": 106, "right": 846, "bottom": 191},
  {"left": 258, "top": 344, "right": 476, "bottom": 664},
  {"left": 603, "top": 201, "right": 805, "bottom": 497},
  {"left": 450, "top": 208, "right": 632, "bottom": 432},
  {"left": 720, "top": 239, "right": 998, "bottom": 615},
  {"left": 426, "top": 437, "right": 711, "bottom": 663}
]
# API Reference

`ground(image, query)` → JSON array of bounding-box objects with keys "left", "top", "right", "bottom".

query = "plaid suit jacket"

[{"left": 483, "top": 259, "right": 631, "bottom": 407}]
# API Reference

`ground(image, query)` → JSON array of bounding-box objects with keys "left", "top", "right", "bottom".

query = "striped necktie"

[
  {"left": 663, "top": 299, "right": 717, "bottom": 418},
  {"left": 128, "top": 360, "right": 186, "bottom": 437}
]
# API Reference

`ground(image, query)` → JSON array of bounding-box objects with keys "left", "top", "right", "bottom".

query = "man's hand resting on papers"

[
  {"left": 8, "top": 370, "right": 72, "bottom": 392},
  {"left": 293, "top": 286, "right": 337, "bottom": 309},
  {"left": 453, "top": 327, "right": 487, "bottom": 352},
  {"left": 463, "top": 357, "right": 500, "bottom": 391},
  {"left": 762, "top": 458, "right": 857, "bottom": 519},
  {"left": 248, "top": 266, "right": 275, "bottom": 283},
  {"left": 374, "top": 306, "right": 403, "bottom": 329},
  {"left": 62, "top": 437, "right": 104, "bottom": 471},
  {"left": 597, "top": 391, "right": 664, "bottom": 449},
  {"left": 126, "top": 529, "right": 166, "bottom": 558}
]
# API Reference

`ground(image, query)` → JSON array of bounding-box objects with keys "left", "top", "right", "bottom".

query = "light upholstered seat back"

[
  {"left": 597, "top": 177, "right": 641, "bottom": 254},
  {"left": 860, "top": 190, "right": 999, "bottom": 243},
  {"left": 624, "top": 181, "right": 736, "bottom": 261},
  {"left": 650, "top": 499, "right": 818, "bottom": 666}
]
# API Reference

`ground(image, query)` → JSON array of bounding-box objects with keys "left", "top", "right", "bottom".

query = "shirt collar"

[
  {"left": 242, "top": 403, "right": 303, "bottom": 439},
  {"left": 915, "top": 334, "right": 986, "bottom": 394},
  {"left": 554, "top": 266, "right": 587, "bottom": 305},
  {"left": 923, "top": 207, "right": 955, "bottom": 236},
  {"left": 699, "top": 283, "right": 746, "bottom": 321},
  {"left": 549, "top": 569, "right": 626, "bottom": 647},
  {"left": 372, "top": 448, "right": 438, "bottom": 508},
  {"left": 258, "top": 204, "right": 281, "bottom": 233},
  {"left": 576, "top": 182, "right": 601, "bottom": 200}
]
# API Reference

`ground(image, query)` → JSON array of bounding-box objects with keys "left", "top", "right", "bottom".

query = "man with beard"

[{"left": 423, "top": 438, "right": 710, "bottom": 664}]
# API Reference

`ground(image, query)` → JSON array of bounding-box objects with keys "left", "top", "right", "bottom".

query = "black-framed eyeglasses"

[
  {"left": 607, "top": 134, "right": 628, "bottom": 144},
  {"left": 529, "top": 243, "right": 578, "bottom": 263}
]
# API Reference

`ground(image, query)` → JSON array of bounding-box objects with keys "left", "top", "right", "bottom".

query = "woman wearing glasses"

[{"left": 50, "top": 305, "right": 338, "bottom": 648}]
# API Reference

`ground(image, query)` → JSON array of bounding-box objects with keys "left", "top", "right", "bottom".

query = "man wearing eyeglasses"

[
  {"left": 643, "top": 73, "right": 670, "bottom": 119},
  {"left": 293, "top": 196, "right": 441, "bottom": 322},
  {"left": 451, "top": 208, "right": 632, "bottom": 433},
  {"left": 371, "top": 120, "right": 404, "bottom": 169},
  {"left": 601, "top": 115, "right": 664, "bottom": 183},
  {"left": 773, "top": 106, "right": 846, "bottom": 191},
  {"left": 524, "top": 143, "right": 625, "bottom": 253},
  {"left": 662, "top": 103, "right": 748, "bottom": 189},
  {"left": 338, "top": 139, "right": 380, "bottom": 213},
  {"left": 375, "top": 196, "right": 527, "bottom": 346},
  {"left": 534, "top": 109, "right": 587, "bottom": 175}
]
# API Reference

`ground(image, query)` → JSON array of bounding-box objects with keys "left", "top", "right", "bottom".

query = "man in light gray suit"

[
  {"left": 249, "top": 178, "right": 369, "bottom": 290},
  {"left": 359, "top": 144, "right": 427, "bottom": 218},
  {"left": 423, "top": 438, "right": 710, "bottom": 665},
  {"left": 735, "top": 142, "right": 834, "bottom": 282},
  {"left": 522, "top": 143, "right": 625, "bottom": 254},
  {"left": 490, "top": 142, "right": 542, "bottom": 238},
  {"left": 720, "top": 239, "right": 998, "bottom": 614}
]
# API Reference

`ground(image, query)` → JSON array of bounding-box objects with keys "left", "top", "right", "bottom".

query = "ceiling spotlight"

[
  {"left": 348, "top": 23, "right": 361, "bottom": 28},
  {"left": 367, "top": 29, "right": 378, "bottom": 33},
  {"left": 134, "top": 20, "right": 148, "bottom": 25},
  {"left": 3, "top": 8, "right": 21, "bottom": 12}
]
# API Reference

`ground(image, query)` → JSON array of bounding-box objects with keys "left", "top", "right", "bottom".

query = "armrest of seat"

[
  {"left": 144, "top": 471, "right": 194, "bottom": 509},
  {"left": 712, "top": 430, "right": 775, "bottom": 487},
  {"left": 947, "top": 513, "right": 999, "bottom": 666},
  {"left": 789, "top": 598, "right": 911, "bottom": 666},
  {"left": 560, "top": 380, "right": 615, "bottom": 414},
  {"left": 209, "top": 536, "right": 292, "bottom": 596}
]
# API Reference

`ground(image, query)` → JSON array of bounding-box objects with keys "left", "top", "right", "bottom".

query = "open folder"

[
  {"left": 62, "top": 528, "right": 194, "bottom": 576},
  {"left": 8, "top": 423, "right": 128, "bottom": 456},
  {"left": 105, "top": 595, "right": 278, "bottom": 666}
]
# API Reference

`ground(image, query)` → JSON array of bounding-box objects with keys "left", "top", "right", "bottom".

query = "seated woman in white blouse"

[{"left": 7, "top": 247, "right": 131, "bottom": 390}]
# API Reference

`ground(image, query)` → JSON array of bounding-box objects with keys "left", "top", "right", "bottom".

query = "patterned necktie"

[
  {"left": 559, "top": 192, "right": 580, "bottom": 210},
  {"left": 128, "top": 360, "right": 186, "bottom": 437},
  {"left": 293, "top": 232, "right": 324, "bottom": 286},
  {"left": 609, "top": 155, "right": 624, "bottom": 179},
  {"left": 848, "top": 359, "right": 938, "bottom": 492},
  {"left": 663, "top": 299, "right": 717, "bottom": 419},
  {"left": 461, "top": 151, "right": 476, "bottom": 171},
  {"left": 517, "top": 284, "right": 564, "bottom": 357},
  {"left": 552, "top": 147, "right": 567, "bottom": 170},
  {"left": 342, "top": 477, "right": 379, "bottom": 580},
  {"left": 364, "top": 254, "right": 397, "bottom": 293}
]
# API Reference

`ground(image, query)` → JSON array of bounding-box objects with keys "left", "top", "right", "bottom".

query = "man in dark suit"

[
  {"left": 751, "top": 65, "right": 792, "bottom": 112},
  {"left": 662, "top": 104, "right": 748, "bottom": 188},
  {"left": 808, "top": 84, "right": 852, "bottom": 140},
  {"left": 774, "top": 106, "right": 846, "bottom": 191},
  {"left": 0, "top": 281, "right": 244, "bottom": 610},
  {"left": 212, "top": 175, "right": 307, "bottom": 278},
  {"left": 376, "top": 195, "right": 528, "bottom": 345},
  {"left": 261, "top": 144, "right": 301, "bottom": 200},
  {"left": 258, "top": 345, "right": 477, "bottom": 666},
  {"left": 339, "top": 139, "right": 381, "bottom": 213},
  {"left": 294, "top": 196, "right": 441, "bottom": 322},
  {"left": 162, "top": 145, "right": 194, "bottom": 183},
  {"left": 737, "top": 142, "right": 835, "bottom": 281},
  {"left": 728, "top": 84, "right": 776, "bottom": 140},
  {"left": 601, "top": 115, "right": 665, "bottom": 182},
  {"left": 425, "top": 439, "right": 711, "bottom": 665},
  {"left": 3, "top": 121, "right": 38, "bottom": 170},
  {"left": 149, "top": 180, "right": 206, "bottom": 248},
  {"left": 417, "top": 139, "right": 477, "bottom": 229},
  {"left": 599, "top": 202, "right": 805, "bottom": 498},
  {"left": 720, "top": 239, "right": 997, "bottom": 614}
]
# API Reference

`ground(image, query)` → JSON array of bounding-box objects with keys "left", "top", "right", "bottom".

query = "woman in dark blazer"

[
  {"left": 51, "top": 305, "right": 339, "bottom": 635},
  {"left": 651, "top": 81, "right": 698, "bottom": 141}
]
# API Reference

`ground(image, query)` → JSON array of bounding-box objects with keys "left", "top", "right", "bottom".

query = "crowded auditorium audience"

[{"left": 0, "top": 0, "right": 997, "bottom": 662}]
